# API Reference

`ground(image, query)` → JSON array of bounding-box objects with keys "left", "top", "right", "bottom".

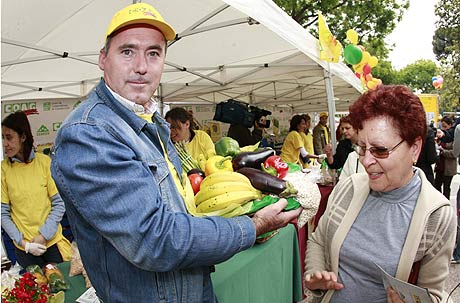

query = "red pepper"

[{"left": 262, "top": 155, "right": 289, "bottom": 179}]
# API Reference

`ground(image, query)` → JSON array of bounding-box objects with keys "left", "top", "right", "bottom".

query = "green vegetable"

[
  {"left": 248, "top": 195, "right": 300, "bottom": 213},
  {"left": 215, "top": 137, "right": 240, "bottom": 157},
  {"left": 287, "top": 162, "right": 302, "bottom": 173}
]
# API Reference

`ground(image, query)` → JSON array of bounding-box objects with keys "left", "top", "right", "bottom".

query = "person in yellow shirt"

[
  {"left": 281, "top": 114, "right": 319, "bottom": 166},
  {"left": 165, "top": 107, "right": 215, "bottom": 161},
  {"left": 1, "top": 111, "right": 71, "bottom": 268}
]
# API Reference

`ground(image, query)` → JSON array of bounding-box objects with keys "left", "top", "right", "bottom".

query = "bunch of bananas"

[{"left": 195, "top": 171, "right": 261, "bottom": 213}]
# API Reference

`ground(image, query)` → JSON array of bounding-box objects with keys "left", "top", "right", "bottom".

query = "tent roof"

[{"left": 1, "top": 0, "right": 362, "bottom": 112}]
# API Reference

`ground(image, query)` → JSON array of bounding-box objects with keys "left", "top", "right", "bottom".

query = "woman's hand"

[
  {"left": 387, "top": 287, "right": 407, "bottom": 303},
  {"left": 31, "top": 234, "right": 47, "bottom": 246},
  {"left": 305, "top": 271, "right": 344, "bottom": 291}
]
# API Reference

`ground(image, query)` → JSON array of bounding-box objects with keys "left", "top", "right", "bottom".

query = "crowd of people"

[{"left": 1, "top": 2, "right": 458, "bottom": 303}]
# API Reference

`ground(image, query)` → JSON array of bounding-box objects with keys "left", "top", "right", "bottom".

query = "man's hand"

[
  {"left": 31, "top": 234, "right": 47, "bottom": 246},
  {"left": 25, "top": 242, "right": 47, "bottom": 256},
  {"left": 251, "top": 198, "right": 302, "bottom": 236},
  {"left": 305, "top": 270, "right": 344, "bottom": 291}
]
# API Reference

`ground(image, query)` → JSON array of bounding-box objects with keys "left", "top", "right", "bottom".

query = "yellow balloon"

[
  {"left": 346, "top": 29, "right": 359, "bottom": 45},
  {"left": 360, "top": 51, "right": 371, "bottom": 64},
  {"left": 367, "top": 80, "right": 378, "bottom": 90},
  {"left": 353, "top": 63, "right": 364, "bottom": 74},
  {"left": 368, "top": 56, "right": 379, "bottom": 68}
]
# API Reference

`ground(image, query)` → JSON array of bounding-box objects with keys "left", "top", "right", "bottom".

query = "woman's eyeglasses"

[{"left": 354, "top": 139, "right": 404, "bottom": 159}]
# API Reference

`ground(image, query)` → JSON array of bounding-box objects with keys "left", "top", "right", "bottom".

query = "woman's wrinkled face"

[
  {"left": 357, "top": 117, "right": 421, "bottom": 192},
  {"left": 166, "top": 118, "right": 190, "bottom": 143},
  {"left": 2, "top": 126, "right": 24, "bottom": 160}
]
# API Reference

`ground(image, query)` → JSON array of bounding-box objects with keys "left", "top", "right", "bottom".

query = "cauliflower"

[{"left": 283, "top": 171, "right": 321, "bottom": 228}]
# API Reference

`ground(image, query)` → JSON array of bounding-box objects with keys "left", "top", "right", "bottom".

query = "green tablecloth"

[
  {"left": 58, "top": 224, "right": 302, "bottom": 302},
  {"left": 212, "top": 224, "right": 302, "bottom": 303}
]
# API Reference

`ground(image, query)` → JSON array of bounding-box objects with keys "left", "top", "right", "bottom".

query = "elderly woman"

[{"left": 305, "top": 85, "right": 456, "bottom": 302}]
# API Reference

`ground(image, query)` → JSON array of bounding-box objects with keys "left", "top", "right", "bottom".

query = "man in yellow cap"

[
  {"left": 51, "top": 3, "right": 301, "bottom": 302},
  {"left": 313, "top": 111, "right": 331, "bottom": 155}
]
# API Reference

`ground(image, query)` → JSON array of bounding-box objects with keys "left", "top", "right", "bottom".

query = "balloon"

[
  {"left": 433, "top": 80, "right": 439, "bottom": 87},
  {"left": 368, "top": 56, "right": 379, "bottom": 68},
  {"left": 363, "top": 63, "right": 372, "bottom": 75},
  {"left": 346, "top": 29, "right": 359, "bottom": 45},
  {"left": 353, "top": 62, "right": 364, "bottom": 74},
  {"left": 438, "top": 77, "right": 444, "bottom": 84},
  {"left": 432, "top": 76, "right": 438, "bottom": 82},
  {"left": 365, "top": 74, "right": 373, "bottom": 82},
  {"left": 344, "top": 44, "right": 363, "bottom": 65},
  {"left": 367, "top": 80, "right": 378, "bottom": 90},
  {"left": 360, "top": 51, "right": 371, "bottom": 65},
  {"left": 355, "top": 72, "right": 361, "bottom": 79}
]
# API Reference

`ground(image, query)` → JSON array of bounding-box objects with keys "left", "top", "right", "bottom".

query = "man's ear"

[{"left": 98, "top": 48, "right": 106, "bottom": 71}]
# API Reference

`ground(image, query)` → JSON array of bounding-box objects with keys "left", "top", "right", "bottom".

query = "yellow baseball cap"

[
  {"left": 105, "top": 3, "right": 176, "bottom": 41},
  {"left": 320, "top": 112, "right": 328, "bottom": 118}
]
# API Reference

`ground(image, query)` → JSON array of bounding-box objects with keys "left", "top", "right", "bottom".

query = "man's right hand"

[
  {"left": 25, "top": 242, "right": 47, "bottom": 256},
  {"left": 251, "top": 198, "right": 302, "bottom": 236}
]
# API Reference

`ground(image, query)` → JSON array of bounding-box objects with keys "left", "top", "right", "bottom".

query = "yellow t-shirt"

[
  {"left": 321, "top": 125, "right": 329, "bottom": 144},
  {"left": 1, "top": 153, "right": 64, "bottom": 250},
  {"left": 300, "top": 132, "right": 314, "bottom": 155},
  {"left": 280, "top": 131, "right": 304, "bottom": 164},
  {"left": 186, "top": 130, "right": 216, "bottom": 161}
]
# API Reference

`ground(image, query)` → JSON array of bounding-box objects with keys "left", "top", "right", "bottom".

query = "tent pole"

[
  {"left": 324, "top": 63, "right": 337, "bottom": 153},
  {"left": 157, "top": 84, "right": 164, "bottom": 116}
]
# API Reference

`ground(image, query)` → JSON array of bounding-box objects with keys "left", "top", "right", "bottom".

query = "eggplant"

[
  {"left": 187, "top": 168, "right": 205, "bottom": 178},
  {"left": 236, "top": 167, "right": 297, "bottom": 197},
  {"left": 232, "top": 149, "right": 275, "bottom": 171}
]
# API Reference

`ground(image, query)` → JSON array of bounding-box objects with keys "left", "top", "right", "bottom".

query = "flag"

[{"left": 318, "top": 12, "right": 342, "bottom": 63}]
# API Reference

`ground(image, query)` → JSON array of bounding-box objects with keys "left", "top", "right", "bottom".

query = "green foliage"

[
  {"left": 433, "top": 0, "right": 460, "bottom": 112},
  {"left": 372, "top": 61, "right": 400, "bottom": 85},
  {"left": 398, "top": 60, "right": 439, "bottom": 93},
  {"left": 274, "top": 0, "right": 409, "bottom": 59}
]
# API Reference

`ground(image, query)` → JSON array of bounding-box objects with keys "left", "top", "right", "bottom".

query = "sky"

[{"left": 386, "top": 0, "right": 439, "bottom": 70}]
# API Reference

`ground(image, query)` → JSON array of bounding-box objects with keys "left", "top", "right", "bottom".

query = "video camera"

[{"left": 213, "top": 99, "right": 271, "bottom": 128}]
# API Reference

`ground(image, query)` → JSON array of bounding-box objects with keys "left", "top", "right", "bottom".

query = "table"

[
  {"left": 212, "top": 224, "right": 302, "bottom": 303},
  {"left": 58, "top": 225, "right": 302, "bottom": 302}
]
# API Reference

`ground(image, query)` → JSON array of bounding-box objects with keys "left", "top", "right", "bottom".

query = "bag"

[{"left": 213, "top": 99, "right": 254, "bottom": 128}]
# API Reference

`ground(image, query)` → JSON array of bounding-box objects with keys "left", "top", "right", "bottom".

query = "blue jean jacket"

[{"left": 51, "top": 81, "right": 256, "bottom": 302}]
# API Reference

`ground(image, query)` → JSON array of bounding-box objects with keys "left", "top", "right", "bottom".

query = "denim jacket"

[{"left": 51, "top": 81, "right": 256, "bottom": 303}]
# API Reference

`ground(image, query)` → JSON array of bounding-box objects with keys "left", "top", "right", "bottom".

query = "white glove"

[{"left": 25, "top": 242, "right": 47, "bottom": 256}]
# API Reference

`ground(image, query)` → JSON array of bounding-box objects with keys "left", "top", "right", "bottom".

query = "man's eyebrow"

[{"left": 118, "top": 43, "right": 164, "bottom": 52}]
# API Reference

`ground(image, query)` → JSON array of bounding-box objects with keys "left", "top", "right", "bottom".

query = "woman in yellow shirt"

[
  {"left": 1, "top": 111, "right": 71, "bottom": 268},
  {"left": 281, "top": 114, "right": 318, "bottom": 166},
  {"left": 165, "top": 107, "right": 216, "bottom": 161}
]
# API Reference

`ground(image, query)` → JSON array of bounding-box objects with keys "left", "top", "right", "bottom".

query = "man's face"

[
  {"left": 99, "top": 25, "right": 166, "bottom": 105},
  {"left": 320, "top": 115, "right": 328, "bottom": 126}
]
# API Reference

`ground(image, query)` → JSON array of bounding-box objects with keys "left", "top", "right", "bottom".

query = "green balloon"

[{"left": 344, "top": 44, "right": 363, "bottom": 65}]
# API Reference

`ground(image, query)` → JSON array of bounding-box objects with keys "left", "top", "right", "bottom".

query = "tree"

[
  {"left": 398, "top": 60, "right": 439, "bottom": 93},
  {"left": 432, "top": 0, "right": 460, "bottom": 112},
  {"left": 372, "top": 60, "right": 400, "bottom": 85},
  {"left": 274, "top": 0, "right": 409, "bottom": 59}
]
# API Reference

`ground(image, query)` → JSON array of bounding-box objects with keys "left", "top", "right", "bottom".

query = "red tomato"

[{"left": 188, "top": 173, "right": 203, "bottom": 195}]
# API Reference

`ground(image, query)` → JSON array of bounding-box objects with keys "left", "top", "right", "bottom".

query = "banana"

[
  {"left": 196, "top": 190, "right": 261, "bottom": 213},
  {"left": 195, "top": 182, "right": 256, "bottom": 205},
  {"left": 200, "top": 171, "right": 251, "bottom": 188}
]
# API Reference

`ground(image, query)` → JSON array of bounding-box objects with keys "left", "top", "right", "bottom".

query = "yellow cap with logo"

[
  {"left": 105, "top": 3, "right": 176, "bottom": 41},
  {"left": 319, "top": 112, "right": 328, "bottom": 118}
]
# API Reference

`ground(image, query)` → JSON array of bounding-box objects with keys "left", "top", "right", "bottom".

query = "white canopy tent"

[{"left": 2, "top": 0, "right": 361, "bottom": 110}]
